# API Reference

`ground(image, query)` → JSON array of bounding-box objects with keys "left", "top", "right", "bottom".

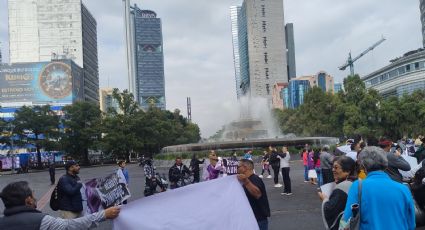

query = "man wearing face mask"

[{"left": 0, "top": 181, "right": 120, "bottom": 230}]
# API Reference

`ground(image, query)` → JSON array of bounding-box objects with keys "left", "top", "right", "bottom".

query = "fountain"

[{"left": 161, "top": 97, "right": 338, "bottom": 154}]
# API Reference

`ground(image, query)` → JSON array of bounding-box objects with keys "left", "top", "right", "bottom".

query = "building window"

[
  {"left": 415, "top": 62, "right": 420, "bottom": 70},
  {"left": 266, "top": 84, "right": 270, "bottom": 95},
  {"left": 263, "top": 37, "right": 267, "bottom": 48},
  {"left": 264, "top": 52, "right": 268, "bottom": 64},
  {"left": 261, "top": 5, "right": 266, "bottom": 17},
  {"left": 265, "top": 68, "right": 269, "bottom": 79},
  {"left": 262, "top": 21, "right": 267, "bottom": 32},
  {"left": 406, "top": 64, "right": 411, "bottom": 72}
]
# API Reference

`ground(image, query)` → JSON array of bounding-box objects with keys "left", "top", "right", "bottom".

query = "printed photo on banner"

[{"left": 85, "top": 171, "right": 130, "bottom": 214}]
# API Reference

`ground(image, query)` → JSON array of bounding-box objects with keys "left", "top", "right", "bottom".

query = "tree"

[
  {"left": 101, "top": 89, "right": 141, "bottom": 161},
  {"left": 13, "top": 105, "right": 59, "bottom": 168},
  {"left": 61, "top": 102, "right": 102, "bottom": 165}
]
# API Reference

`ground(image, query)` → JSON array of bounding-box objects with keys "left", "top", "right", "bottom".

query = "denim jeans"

[
  {"left": 258, "top": 219, "right": 269, "bottom": 230},
  {"left": 304, "top": 165, "right": 309, "bottom": 181},
  {"left": 315, "top": 167, "right": 322, "bottom": 186}
]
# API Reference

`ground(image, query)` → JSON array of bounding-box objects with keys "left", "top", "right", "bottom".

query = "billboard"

[{"left": 0, "top": 61, "right": 83, "bottom": 105}]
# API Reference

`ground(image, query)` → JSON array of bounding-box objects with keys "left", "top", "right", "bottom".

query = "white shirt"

[
  {"left": 279, "top": 152, "right": 290, "bottom": 168},
  {"left": 346, "top": 151, "right": 357, "bottom": 161}
]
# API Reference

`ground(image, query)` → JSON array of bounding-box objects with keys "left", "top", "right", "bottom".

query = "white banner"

[{"left": 113, "top": 175, "right": 259, "bottom": 230}]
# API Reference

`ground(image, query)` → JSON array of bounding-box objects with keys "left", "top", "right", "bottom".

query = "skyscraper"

[
  {"left": 230, "top": 6, "right": 242, "bottom": 99},
  {"left": 420, "top": 0, "right": 425, "bottom": 47},
  {"left": 232, "top": 0, "right": 294, "bottom": 104},
  {"left": 8, "top": 0, "right": 99, "bottom": 102},
  {"left": 123, "top": 3, "right": 166, "bottom": 110}
]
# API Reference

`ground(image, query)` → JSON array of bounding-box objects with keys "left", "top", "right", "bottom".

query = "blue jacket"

[
  {"left": 57, "top": 174, "right": 83, "bottom": 212},
  {"left": 342, "top": 171, "right": 415, "bottom": 230}
]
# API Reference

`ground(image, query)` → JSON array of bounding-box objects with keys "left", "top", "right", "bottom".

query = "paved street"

[{"left": 0, "top": 159, "right": 423, "bottom": 230}]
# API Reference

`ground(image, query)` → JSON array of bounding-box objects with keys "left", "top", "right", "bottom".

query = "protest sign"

[
  {"left": 85, "top": 171, "right": 130, "bottom": 214},
  {"left": 113, "top": 175, "right": 259, "bottom": 230}
]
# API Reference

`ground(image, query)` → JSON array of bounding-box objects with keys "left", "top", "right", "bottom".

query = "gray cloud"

[{"left": 0, "top": 0, "right": 422, "bottom": 137}]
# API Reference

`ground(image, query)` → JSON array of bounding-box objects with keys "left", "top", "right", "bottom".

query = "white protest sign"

[{"left": 113, "top": 175, "right": 259, "bottom": 230}]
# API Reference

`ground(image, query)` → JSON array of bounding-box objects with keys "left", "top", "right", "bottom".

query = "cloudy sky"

[{"left": 0, "top": 0, "right": 422, "bottom": 138}]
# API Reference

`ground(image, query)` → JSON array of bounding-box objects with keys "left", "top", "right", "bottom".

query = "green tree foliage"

[
  {"left": 61, "top": 102, "right": 102, "bottom": 165},
  {"left": 274, "top": 75, "right": 425, "bottom": 140},
  {"left": 12, "top": 105, "right": 59, "bottom": 168},
  {"left": 101, "top": 89, "right": 201, "bottom": 160}
]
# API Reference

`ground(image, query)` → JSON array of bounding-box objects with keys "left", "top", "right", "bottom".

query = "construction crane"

[{"left": 339, "top": 37, "right": 386, "bottom": 76}]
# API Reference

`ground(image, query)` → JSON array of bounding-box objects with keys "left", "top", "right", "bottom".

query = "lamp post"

[{"left": 8, "top": 124, "right": 15, "bottom": 174}]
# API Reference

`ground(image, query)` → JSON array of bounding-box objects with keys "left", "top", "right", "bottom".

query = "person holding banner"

[
  {"left": 57, "top": 160, "right": 83, "bottom": 219},
  {"left": 117, "top": 160, "right": 129, "bottom": 204},
  {"left": 0, "top": 181, "right": 120, "bottom": 230},
  {"left": 237, "top": 159, "right": 270, "bottom": 230}
]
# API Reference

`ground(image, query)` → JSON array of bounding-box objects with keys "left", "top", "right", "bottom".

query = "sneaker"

[
  {"left": 280, "top": 192, "right": 286, "bottom": 195},
  {"left": 259, "top": 175, "right": 263, "bottom": 178},
  {"left": 286, "top": 193, "right": 293, "bottom": 195},
  {"left": 303, "top": 180, "right": 309, "bottom": 183},
  {"left": 266, "top": 175, "right": 272, "bottom": 178},
  {"left": 274, "top": 184, "right": 283, "bottom": 188}
]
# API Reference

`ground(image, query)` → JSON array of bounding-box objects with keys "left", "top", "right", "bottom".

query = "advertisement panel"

[{"left": 0, "top": 61, "right": 82, "bottom": 105}]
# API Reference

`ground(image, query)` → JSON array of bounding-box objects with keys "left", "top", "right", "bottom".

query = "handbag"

[
  {"left": 308, "top": 169, "right": 317, "bottom": 178},
  {"left": 348, "top": 179, "right": 362, "bottom": 230},
  {"left": 50, "top": 185, "right": 60, "bottom": 211}
]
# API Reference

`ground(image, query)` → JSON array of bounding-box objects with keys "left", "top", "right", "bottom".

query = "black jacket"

[
  {"left": 57, "top": 173, "right": 83, "bottom": 212},
  {"left": 168, "top": 164, "right": 191, "bottom": 183},
  {"left": 189, "top": 159, "right": 204, "bottom": 172}
]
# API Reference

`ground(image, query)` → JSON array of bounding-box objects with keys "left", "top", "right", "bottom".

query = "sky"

[{"left": 0, "top": 0, "right": 422, "bottom": 138}]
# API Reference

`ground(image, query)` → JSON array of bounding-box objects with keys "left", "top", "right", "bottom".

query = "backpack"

[{"left": 50, "top": 185, "right": 60, "bottom": 211}]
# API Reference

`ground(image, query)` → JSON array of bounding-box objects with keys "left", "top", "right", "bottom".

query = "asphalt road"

[{"left": 0, "top": 160, "right": 423, "bottom": 230}]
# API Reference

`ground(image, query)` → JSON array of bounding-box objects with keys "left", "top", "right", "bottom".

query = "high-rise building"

[
  {"left": 296, "top": 71, "right": 334, "bottom": 93},
  {"left": 420, "top": 0, "right": 425, "bottom": 47},
  {"left": 232, "top": 0, "right": 294, "bottom": 104},
  {"left": 123, "top": 4, "right": 166, "bottom": 110},
  {"left": 363, "top": 48, "right": 425, "bottom": 98},
  {"left": 8, "top": 0, "right": 99, "bottom": 102},
  {"left": 287, "top": 80, "right": 310, "bottom": 109},
  {"left": 334, "top": 83, "right": 343, "bottom": 93},
  {"left": 285, "top": 23, "right": 296, "bottom": 80},
  {"left": 230, "top": 6, "right": 242, "bottom": 99},
  {"left": 99, "top": 88, "right": 121, "bottom": 114}
]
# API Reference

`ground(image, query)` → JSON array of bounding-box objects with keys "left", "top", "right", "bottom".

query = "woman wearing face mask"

[{"left": 318, "top": 156, "right": 356, "bottom": 230}]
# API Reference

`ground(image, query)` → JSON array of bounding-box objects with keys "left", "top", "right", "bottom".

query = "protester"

[
  {"left": 204, "top": 151, "right": 222, "bottom": 180},
  {"left": 414, "top": 137, "right": 425, "bottom": 163},
  {"left": 302, "top": 149, "right": 309, "bottom": 182},
  {"left": 117, "top": 160, "right": 129, "bottom": 204},
  {"left": 378, "top": 138, "right": 411, "bottom": 182},
  {"left": 49, "top": 162, "right": 56, "bottom": 185},
  {"left": 189, "top": 154, "right": 204, "bottom": 183},
  {"left": 237, "top": 159, "right": 270, "bottom": 230},
  {"left": 340, "top": 146, "right": 415, "bottom": 230},
  {"left": 243, "top": 150, "right": 253, "bottom": 161},
  {"left": 143, "top": 158, "right": 166, "bottom": 196},
  {"left": 168, "top": 156, "right": 191, "bottom": 189},
  {"left": 279, "top": 146, "right": 292, "bottom": 195},
  {"left": 318, "top": 156, "right": 356, "bottom": 230},
  {"left": 307, "top": 149, "right": 318, "bottom": 185},
  {"left": 314, "top": 149, "right": 322, "bottom": 186},
  {"left": 259, "top": 151, "right": 271, "bottom": 179},
  {"left": 411, "top": 162, "right": 425, "bottom": 227},
  {"left": 320, "top": 145, "right": 334, "bottom": 185},
  {"left": 0, "top": 181, "right": 120, "bottom": 230},
  {"left": 57, "top": 160, "right": 83, "bottom": 219},
  {"left": 269, "top": 147, "right": 282, "bottom": 187}
]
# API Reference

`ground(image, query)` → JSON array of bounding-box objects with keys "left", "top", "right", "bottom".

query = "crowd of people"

[
  {"left": 315, "top": 136, "right": 425, "bottom": 230},
  {"left": 1, "top": 136, "right": 425, "bottom": 230}
]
